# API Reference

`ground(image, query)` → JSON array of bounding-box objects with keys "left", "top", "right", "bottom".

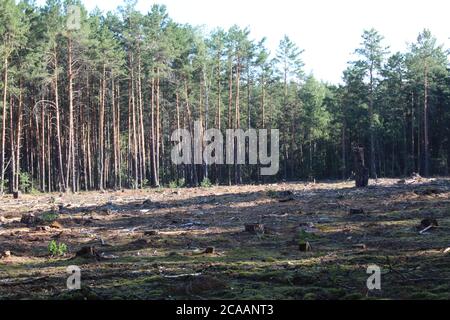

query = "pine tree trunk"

[
  {"left": 117, "top": 83, "right": 122, "bottom": 189},
  {"left": 184, "top": 79, "right": 196, "bottom": 185},
  {"left": 258, "top": 73, "right": 266, "bottom": 184},
  {"left": 150, "top": 77, "right": 157, "bottom": 186},
  {"left": 354, "top": 145, "right": 369, "bottom": 188},
  {"left": 176, "top": 92, "right": 181, "bottom": 184},
  {"left": 235, "top": 55, "right": 241, "bottom": 184},
  {"left": 99, "top": 65, "right": 106, "bottom": 190},
  {"left": 47, "top": 113, "right": 52, "bottom": 192},
  {"left": 67, "top": 36, "right": 76, "bottom": 192},
  {"left": 203, "top": 70, "right": 210, "bottom": 181},
  {"left": 155, "top": 68, "right": 161, "bottom": 187},
  {"left": 215, "top": 52, "right": 222, "bottom": 183},
  {"left": 53, "top": 46, "right": 66, "bottom": 192},
  {"left": 1, "top": 57, "right": 8, "bottom": 195},
  {"left": 41, "top": 102, "right": 45, "bottom": 191},
  {"left": 131, "top": 61, "right": 138, "bottom": 189},
  {"left": 342, "top": 122, "right": 346, "bottom": 179},
  {"left": 9, "top": 95, "right": 15, "bottom": 193},
  {"left": 423, "top": 64, "right": 430, "bottom": 177},
  {"left": 15, "top": 80, "right": 24, "bottom": 192},
  {"left": 227, "top": 58, "right": 233, "bottom": 186},
  {"left": 112, "top": 79, "right": 118, "bottom": 189},
  {"left": 369, "top": 65, "right": 377, "bottom": 179},
  {"left": 411, "top": 91, "right": 416, "bottom": 173},
  {"left": 137, "top": 56, "right": 146, "bottom": 187}
]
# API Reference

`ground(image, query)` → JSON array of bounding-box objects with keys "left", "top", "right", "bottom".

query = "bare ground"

[{"left": 1, "top": 178, "right": 450, "bottom": 300}]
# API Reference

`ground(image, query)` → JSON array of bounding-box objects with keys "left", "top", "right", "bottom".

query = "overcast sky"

[{"left": 36, "top": 0, "right": 450, "bottom": 84}]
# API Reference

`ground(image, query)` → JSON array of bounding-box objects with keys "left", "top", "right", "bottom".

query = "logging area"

[
  {"left": 1, "top": 176, "right": 450, "bottom": 299},
  {"left": 1, "top": 0, "right": 450, "bottom": 300}
]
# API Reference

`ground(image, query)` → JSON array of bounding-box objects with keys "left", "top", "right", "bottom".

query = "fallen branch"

[
  {"left": 419, "top": 225, "right": 434, "bottom": 234},
  {"left": 401, "top": 277, "right": 450, "bottom": 282},
  {"left": 162, "top": 273, "right": 202, "bottom": 279},
  {"left": 0, "top": 276, "right": 49, "bottom": 286}
]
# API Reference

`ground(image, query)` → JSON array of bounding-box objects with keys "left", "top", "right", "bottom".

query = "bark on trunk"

[{"left": 354, "top": 145, "right": 369, "bottom": 188}]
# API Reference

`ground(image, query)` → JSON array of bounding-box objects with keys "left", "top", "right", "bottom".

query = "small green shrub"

[
  {"left": 200, "top": 178, "right": 212, "bottom": 188},
  {"left": 297, "top": 230, "right": 319, "bottom": 245},
  {"left": 19, "top": 172, "right": 32, "bottom": 193},
  {"left": 30, "top": 187, "right": 41, "bottom": 196},
  {"left": 169, "top": 180, "right": 178, "bottom": 189},
  {"left": 177, "top": 178, "right": 186, "bottom": 188},
  {"left": 169, "top": 178, "right": 186, "bottom": 188},
  {"left": 48, "top": 240, "right": 68, "bottom": 257}
]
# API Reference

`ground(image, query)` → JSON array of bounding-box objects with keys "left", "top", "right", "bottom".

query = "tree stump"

[
  {"left": 299, "top": 242, "right": 312, "bottom": 252},
  {"left": 20, "top": 213, "right": 41, "bottom": 226},
  {"left": 353, "top": 145, "right": 369, "bottom": 188},
  {"left": 245, "top": 224, "right": 265, "bottom": 234},
  {"left": 349, "top": 208, "right": 365, "bottom": 215},
  {"left": 144, "top": 230, "right": 159, "bottom": 236},
  {"left": 75, "top": 246, "right": 99, "bottom": 259},
  {"left": 203, "top": 247, "right": 215, "bottom": 254},
  {"left": 417, "top": 218, "right": 438, "bottom": 230}
]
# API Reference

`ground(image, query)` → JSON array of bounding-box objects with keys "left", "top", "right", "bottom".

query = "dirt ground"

[{"left": 1, "top": 178, "right": 450, "bottom": 300}]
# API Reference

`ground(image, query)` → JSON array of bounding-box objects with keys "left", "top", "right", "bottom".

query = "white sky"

[{"left": 35, "top": 0, "right": 450, "bottom": 84}]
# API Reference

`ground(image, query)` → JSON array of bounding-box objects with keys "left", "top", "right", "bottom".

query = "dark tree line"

[{"left": 0, "top": 0, "right": 449, "bottom": 194}]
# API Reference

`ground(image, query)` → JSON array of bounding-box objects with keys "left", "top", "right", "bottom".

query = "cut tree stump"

[
  {"left": 143, "top": 199, "right": 153, "bottom": 206},
  {"left": 13, "top": 192, "right": 20, "bottom": 199},
  {"left": 1, "top": 251, "right": 11, "bottom": 259},
  {"left": 278, "top": 191, "right": 295, "bottom": 202},
  {"left": 203, "top": 247, "right": 215, "bottom": 254},
  {"left": 417, "top": 218, "right": 438, "bottom": 233},
  {"left": 129, "top": 239, "right": 149, "bottom": 249},
  {"left": 415, "top": 189, "right": 443, "bottom": 196},
  {"left": 75, "top": 246, "right": 99, "bottom": 259},
  {"left": 144, "top": 230, "right": 159, "bottom": 236},
  {"left": 35, "top": 226, "right": 51, "bottom": 231},
  {"left": 245, "top": 224, "right": 265, "bottom": 234},
  {"left": 299, "top": 242, "right": 312, "bottom": 252},
  {"left": 50, "top": 221, "right": 63, "bottom": 229},
  {"left": 279, "top": 196, "right": 295, "bottom": 203},
  {"left": 353, "top": 144, "right": 369, "bottom": 188},
  {"left": 20, "top": 213, "right": 42, "bottom": 226},
  {"left": 349, "top": 208, "right": 365, "bottom": 215}
]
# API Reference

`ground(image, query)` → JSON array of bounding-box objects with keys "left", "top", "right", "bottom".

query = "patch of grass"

[
  {"left": 297, "top": 230, "right": 320, "bottom": 245},
  {"left": 409, "top": 292, "right": 442, "bottom": 300},
  {"left": 29, "top": 187, "right": 42, "bottom": 196},
  {"left": 303, "top": 293, "right": 317, "bottom": 300},
  {"left": 40, "top": 211, "right": 59, "bottom": 223},
  {"left": 266, "top": 189, "right": 278, "bottom": 198},
  {"left": 342, "top": 293, "right": 365, "bottom": 300}
]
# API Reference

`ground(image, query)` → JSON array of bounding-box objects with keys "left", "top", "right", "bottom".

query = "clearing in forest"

[{"left": 1, "top": 178, "right": 450, "bottom": 300}]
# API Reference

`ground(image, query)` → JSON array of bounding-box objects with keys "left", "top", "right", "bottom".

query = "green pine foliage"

[{"left": 0, "top": 1, "right": 449, "bottom": 194}]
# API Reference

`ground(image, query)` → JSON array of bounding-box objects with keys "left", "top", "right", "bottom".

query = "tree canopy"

[{"left": 0, "top": 1, "right": 449, "bottom": 193}]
